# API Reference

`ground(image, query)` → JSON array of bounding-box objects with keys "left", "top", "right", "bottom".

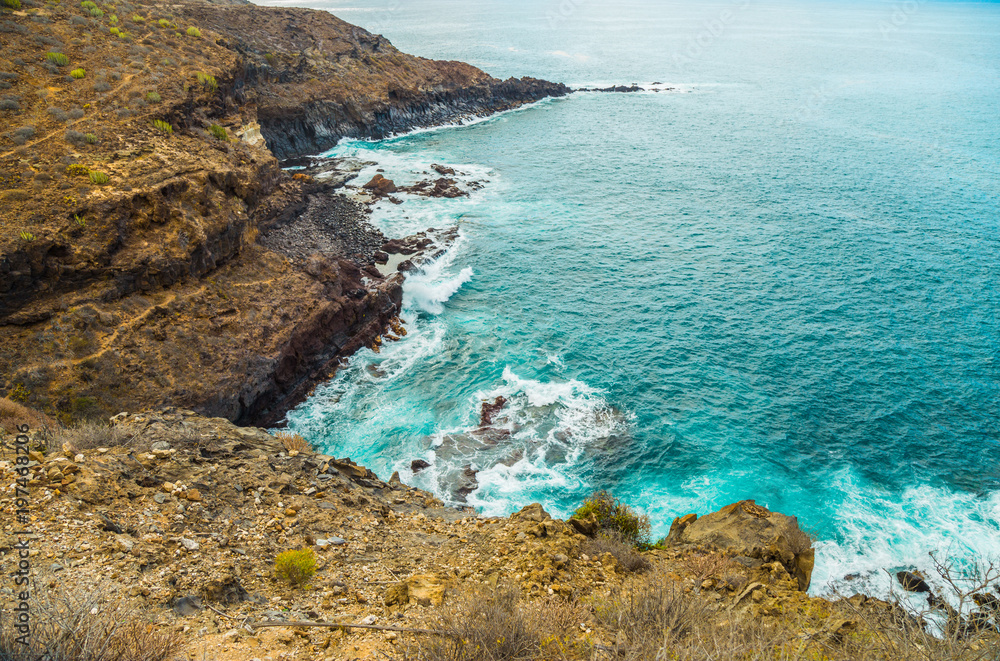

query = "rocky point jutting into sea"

[{"left": 1, "top": 0, "right": 999, "bottom": 659}]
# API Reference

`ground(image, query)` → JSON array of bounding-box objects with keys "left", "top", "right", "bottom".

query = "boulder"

[
  {"left": 383, "top": 574, "right": 445, "bottom": 609},
  {"left": 669, "top": 500, "right": 815, "bottom": 591},
  {"left": 362, "top": 174, "right": 397, "bottom": 196}
]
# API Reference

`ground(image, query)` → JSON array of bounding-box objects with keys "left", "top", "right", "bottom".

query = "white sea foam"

[
  {"left": 409, "top": 366, "right": 632, "bottom": 515},
  {"left": 319, "top": 96, "right": 560, "bottom": 156},
  {"left": 810, "top": 469, "right": 1000, "bottom": 599},
  {"left": 404, "top": 267, "right": 474, "bottom": 315}
]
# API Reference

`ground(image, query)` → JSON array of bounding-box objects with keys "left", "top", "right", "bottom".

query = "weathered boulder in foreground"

[{"left": 667, "top": 499, "right": 815, "bottom": 591}]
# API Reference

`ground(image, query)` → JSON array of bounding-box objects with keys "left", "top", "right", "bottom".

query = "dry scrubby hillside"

[
  {"left": 0, "top": 0, "right": 567, "bottom": 424},
  {"left": 0, "top": 406, "right": 998, "bottom": 660}
]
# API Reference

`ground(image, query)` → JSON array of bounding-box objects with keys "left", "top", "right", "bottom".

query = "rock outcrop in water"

[{"left": 665, "top": 499, "right": 816, "bottom": 591}]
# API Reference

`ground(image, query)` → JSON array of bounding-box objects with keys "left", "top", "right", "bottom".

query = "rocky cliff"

[{"left": 0, "top": 0, "right": 567, "bottom": 423}]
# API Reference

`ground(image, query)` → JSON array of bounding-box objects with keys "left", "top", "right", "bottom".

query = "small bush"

[
  {"left": 19, "top": 230, "right": 35, "bottom": 241},
  {"left": 574, "top": 490, "right": 651, "bottom": 546},
  {"left": 208, "top": 124, "right": 228, "bottom": 142},
  {"left": 66, "top": 164, "right": 89, "bottom": 177},
  {"left": 145, "top": 90, "right": 160, "bottom": 102},
  {"left": 11, "top": 125, "right": 34, "bottom": 144},
  {"left": 46, "top": 52, "right": 69, "bottom": 66},
  {"left": 65, "top": 129, "right": 86, "bottom": 145},
  {"left": 70, "top": 67, "right": 86, "bottom": 79},
  {"left": 0, "top": 98, "right": 19, "bottom": 111},
  {"left": 152, "top": 118, "right": 172, "bottom": 134},
  {"left": 3, "top": 0, "right": 22, "bottom": 10},
  {"left": 131, "top": 13, "right": 143, "bottom": 21},
  {"left": 157, "top": 18, "right": 170, "bottom": 28},
  {"left": 70, "top": 14, "right": 86, "bottom": 24},
  {"left": 108, "top": 12, "right": 117, "bottom": 24},
  {"left": 195, "top": 71, "right": 217, "bottom": 92},
  {"left": 109, "top": 26, "right": 120, "bottom": 36},
  {"left": 185, "top": 26, "right": 200, "bottom": 37},
  {"left": 84, "top": 132, "right": 97, "bottom": 144},
  {"left": 274, "top": 548, "right": 316, "bottom": 587},
  {"left": 80, "top": 0, "right": 96, "bottom": 9},
  {"left": 88, "top": 170, "right": 109, "bottom": 184},
  {"left": 68, "top": 107, "right": 84, "bottom": 119},
  {"left": 275, "top": 431, "right": 309, "bottom": 453},
  {"left": 93, "top": 80, "right": 111, "bottom": 92}
]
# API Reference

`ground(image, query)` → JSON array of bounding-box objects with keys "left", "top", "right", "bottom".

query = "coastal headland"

[{"left": 1, "top": 1, "right": 998, "bottom": 659}]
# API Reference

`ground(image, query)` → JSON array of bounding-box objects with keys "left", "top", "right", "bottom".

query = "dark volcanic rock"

[
  {"left": 480, "top": 396, "right": 507, "bottom": 426},
  {"left": 400, "top": 178, "right": 468, "bottom": 198},
  {"left": 259, "top": 76, "right": 571, "bottom": 160}
]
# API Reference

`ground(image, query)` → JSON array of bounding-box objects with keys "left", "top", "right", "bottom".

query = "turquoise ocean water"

[{"left": 257, "top": 0, "right": 1000, "bottom": 595}]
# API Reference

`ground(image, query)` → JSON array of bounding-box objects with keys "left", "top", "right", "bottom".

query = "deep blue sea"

[{"left": 256, "top": 0, "right": 1000, "bottom": 596}]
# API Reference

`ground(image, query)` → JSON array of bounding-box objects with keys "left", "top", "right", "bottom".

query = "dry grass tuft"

[
  {"left": 402, "top": 585, "right": 585, "bottom": 661},
  {"left": 0, "top": 397, "right": 54, "bottom": 435},
  {"left": 0, "top": 582, "right": 184, "bottom": 661},
  {"left": 583, "top": 531, "right": 651, "bottom": 573},
  {"left": 56, "top": 420, "right": 141, "bottom": 450},
  {"left": 275, "top": 430, "right": 310, "bottom": 453},
  {"left": 680, "top": 549, "right": 735, "bottom": 582}
]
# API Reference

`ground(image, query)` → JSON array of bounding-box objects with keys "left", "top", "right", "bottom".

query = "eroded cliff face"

[
  {"left": 0, "top": 0, "right": 567, "bottom": 422},
  {"left": 169, "top": 2, "right": 570, "bottom": 159}
]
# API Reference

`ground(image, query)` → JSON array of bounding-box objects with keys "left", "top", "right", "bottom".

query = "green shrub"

[
  {"left": 157, "top": 18, "right": 170, "bottom": 28},
  {"left": 73, "top": 214, "right": 86, "bottom": 227},
  {"left": 208, "top": 124, "right": 228, "bottom": 141},
  {"left": 46, "top": 52, "right": 69, "bottom": 66},
  {"left": 274, "top": 548, "right": 316, "bottom": 587},
  {"left": 88, "top": 170, "right": 109, "bottom": 185},
  {"left": 108, "top": 13, "right": 117, "bottom": 24},
  {"left": 109, "top": 26, "right": 119, "bottom": 36},
  {"left": 65, "top": 164, "right": 89, "bottom": 176},
  {"left": 152, "top": 119, "right": 172, "bottom": 134},
  {"left": 3, "top": 0, "right": 22, "bottom": 10},
  {"left": 70, "top": 68, "right": 86, "bottom": 79},
  {"left": 185, "top": 26, "right": 200, "bottom": 37},
  {"left": 80, "top": 0, "right": 96, "bottom": 9},
  {"left": 574, "top": 490, "right": 651, "bottom": 547},
  {"left": 88, "top": 6, "right": 101, "bottom": 16},
  {"left": 145, "top": 91, "right": 160, "bottom": 103},
  {"left": 18, "top": 230, "right": 35, "bottom": 241},
  {"left": 84, "top": 133, "right": 97, "bottom": 144},
  {"left": 131, "top": 13, "right": 143, "bottom": 22},
  {"left": 195, "top": 71, "right": 217, "bottom": 92}
]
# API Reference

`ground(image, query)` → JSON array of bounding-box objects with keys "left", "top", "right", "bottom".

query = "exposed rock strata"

[{"left": 0, "top": 0, "right": 567, "bottom": 422}]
